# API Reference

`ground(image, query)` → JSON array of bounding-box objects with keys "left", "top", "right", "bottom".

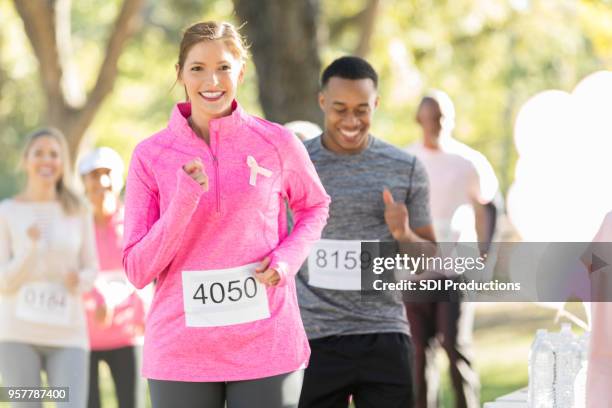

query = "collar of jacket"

[{"left": 168, "top": 100, "right": 251, "bottom": 147}]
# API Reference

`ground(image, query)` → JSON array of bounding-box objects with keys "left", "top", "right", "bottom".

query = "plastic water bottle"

[
  {"left": 573, "top": 332, "right": 590, "bottom": 408},
  {"left": 528, "top": 329, "right": 555, "bottom": 408},
  {"left": 555, "top": 324, "right": 580, "bottom": 408}
]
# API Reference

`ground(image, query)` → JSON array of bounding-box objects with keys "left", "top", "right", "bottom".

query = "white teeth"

[
  {"left": 340, "top": 129, "right": 360, "bottom": 138},
  {"left": 200, "top": 91, "right": 223, "bottom": 99},
  {"left": 37, "top": 167, "right": 55, "bottom": 177}
]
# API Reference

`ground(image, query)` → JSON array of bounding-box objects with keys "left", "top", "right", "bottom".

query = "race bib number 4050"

[
  {"left": 182, "top": 263, "right": 270, "bottom": 327},
  {"left": 16, "top": 282, "right": 73, "bottom": 327},
  {"left": 307, "top": 239, "right": 374, "bottom": 291}
]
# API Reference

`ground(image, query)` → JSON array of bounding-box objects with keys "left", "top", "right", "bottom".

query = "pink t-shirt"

[
  {"left": 84, "top": 207, "right": 147, "bottom": 350},
  {"left": 122, "top": 101, "right": 330, "bottom": 381},
  {"left": 408, "top": 138, "right": 498, "bottom": 242},
  {"left": 586, "top": 212, "right": 612, "bottom": 408}
]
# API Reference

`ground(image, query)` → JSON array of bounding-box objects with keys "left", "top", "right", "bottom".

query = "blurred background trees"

[
  {"left": 232, "top": 0, "right": 323, "bottom": 124},
  {"left": 1, "top": 0, "right": 611, "bottom": 197},
  {"left": 12, "top": 0, "right": 145, "bottom": 161}
]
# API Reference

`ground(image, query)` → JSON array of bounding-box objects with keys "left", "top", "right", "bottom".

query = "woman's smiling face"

[
  {"left": 178, "top": 39, "right": 245, "bottom": 120},
  {"left": 24, "top": 135, "right": 63, "bottom": 187}
]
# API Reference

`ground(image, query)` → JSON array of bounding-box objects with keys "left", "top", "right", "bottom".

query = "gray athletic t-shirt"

[{"left": 297, "top": 135, "right": 432, "bottom": 339}]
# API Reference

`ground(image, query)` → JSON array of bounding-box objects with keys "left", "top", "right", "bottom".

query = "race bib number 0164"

[
  {"left": 16, "top": 282, "right": 73, "bottom": 327},
  {"left": 307, "top": 239, "right": 374, "bottom": 291},
  {"left": 182, "top": 263, "right": 270, "bottom": 327}
]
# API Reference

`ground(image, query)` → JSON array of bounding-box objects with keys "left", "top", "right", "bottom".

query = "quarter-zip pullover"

[{"left": 123, "top": 101, "right": 330, "bottom": 381}]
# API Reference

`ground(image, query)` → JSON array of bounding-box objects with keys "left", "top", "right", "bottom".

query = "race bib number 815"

[
  {"left": 307, "top": 239, "right": 374, "bottom": 291},
  {"left": 182, "top": 263, "right": 270, "bottom": 327}
]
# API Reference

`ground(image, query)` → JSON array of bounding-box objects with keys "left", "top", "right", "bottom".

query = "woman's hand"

[
  {"left": 27, "top": 224, "right": 41, "bottom": 242},
  {"left": 255, "top": 256, "right": 280, "bottom": 287},
  {"left": 94, "top": 303, "right": 109, "bottom": 324},
  {"left": 64, "top": 270, "right": 80, "bottom": 293},
  {"left": 183, "top": 158, "right": 209, "bottom": 191}
]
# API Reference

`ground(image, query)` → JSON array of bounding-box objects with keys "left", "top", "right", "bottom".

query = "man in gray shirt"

[{"left": 298, "top": 56, "right": 435, "bottom": 408}]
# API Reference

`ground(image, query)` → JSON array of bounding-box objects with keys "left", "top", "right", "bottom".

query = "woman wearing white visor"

[{"left": 79, "top": 147, "right": 149, "bottom": 408}]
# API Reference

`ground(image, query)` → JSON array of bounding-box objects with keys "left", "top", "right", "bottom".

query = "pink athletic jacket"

[
  {"left": 123, "top": 101, "right": 330, "bottom": 381},
  {"left": 84, "top": 207, "right": 147, "bottom": 350}
]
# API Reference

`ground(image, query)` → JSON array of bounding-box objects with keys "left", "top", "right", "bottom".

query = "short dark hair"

[{"left": 320, "top": 56, "right": 378, "bottom": 89}]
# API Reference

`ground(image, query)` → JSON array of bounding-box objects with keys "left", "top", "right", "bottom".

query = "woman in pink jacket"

[
  {"left": 79, "top": 147, "right": 148, "bottom": 408},
  {"left": 122, "top": 21, "right": 330, "bottom": 408}
]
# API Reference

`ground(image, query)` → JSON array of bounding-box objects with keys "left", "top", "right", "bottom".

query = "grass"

[{"left": 440, "top": 302, "right": 588, "bottom": 406}]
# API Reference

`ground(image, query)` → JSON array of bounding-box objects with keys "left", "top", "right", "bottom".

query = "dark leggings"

[
  {"left": 88, "top": 346, "right": 137, "bottom": 408},
  {"left": 148, "top": 370, "right": 303, "bottom": 408}
]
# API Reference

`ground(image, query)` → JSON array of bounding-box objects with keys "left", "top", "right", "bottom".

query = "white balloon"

[
  {"left": 514, "top": 90, "right": 573, "bottom": 157},
  {"left": 509, "top": 71, "right": 612, "bottom": 242}
]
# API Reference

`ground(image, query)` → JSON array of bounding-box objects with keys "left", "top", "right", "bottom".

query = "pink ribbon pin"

[{"left": 246, "top": 156, "right": 272, "bottom": 186}]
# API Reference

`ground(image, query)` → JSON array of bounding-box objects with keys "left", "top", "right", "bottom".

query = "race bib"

[
  {"left": 308, "top": 239, "right": 372, "bottom": 290},
  {"left": 16, "top": 282, "right": 73, "bottom": 326},
  {"left": 182, "top": 263, "right": 270, "bottom": 327},
  {"left": 95, "top": 270, "right": 134, "bottom": 308}
]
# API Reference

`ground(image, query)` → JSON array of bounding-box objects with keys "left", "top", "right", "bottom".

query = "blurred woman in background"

[
  {"left": 79, "top": 147, "right": 149, "bottom": 408},
  {"left": 0, "top": 128, "right": 97, "bottom": 408}
]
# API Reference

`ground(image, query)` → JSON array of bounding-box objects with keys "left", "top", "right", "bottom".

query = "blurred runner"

[
  {"left": 405, "top": 90, "right": 499, "bottom": 408},
  {"left": 79, "top": 147, "right": 149, "bottom": 408},
  {"left": 0, "top": 128, "right": 97, "bottom": 408}
]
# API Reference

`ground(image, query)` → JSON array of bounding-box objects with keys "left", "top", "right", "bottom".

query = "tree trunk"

[
  {"left": 327, "top": 0, "right": 380, "bottom": 58},
  {"left": 13, "top": 0, "right": 144, "bottom": 162},
  {"left": 232, "top": 0, "right": 323, "bottom": 126},
  {"left": 354, "top": 0, "right": 380, "bottom": 58}
]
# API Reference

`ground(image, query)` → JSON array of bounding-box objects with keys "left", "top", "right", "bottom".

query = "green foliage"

[
  {"left": 1, "top": 0, "right": 611, "bottom": 199},
  {"left": 321, "top": 0, "right": 612, "bottom": 192},
  {"left": 0, "top": 2, "right": 44, "bottom": 197}
]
